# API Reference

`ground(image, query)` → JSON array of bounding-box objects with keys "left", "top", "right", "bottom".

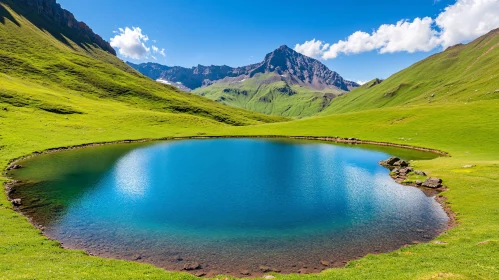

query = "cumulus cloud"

[
  {"left": 356, "top": 80, "right": 368, "bottom": 85},
  {"left": 436, "top": 0, "right": 499, "bottom": 47},
  {"left": 293, "top": 39, "right": 329, "bottom": 59},
  {"left": 295, "top": 0, "right": 499, "bottom": 60},
  {"left": 110, "top": 27, "right": 166, "bottom": 60}
]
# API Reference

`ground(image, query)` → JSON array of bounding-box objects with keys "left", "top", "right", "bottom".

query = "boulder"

[
  {"left": 393, "top": 160, "right": 409, "bottom": 167},
  {"left": 183, "top": 262, "right": 201, "bottom": 271},
  {"left": 422, "top": 177, "right": 442, "bottom": 188},
  {"left": 414, "top": 170, "right": 426, "bottom": 176},
  {"left": 380, "top": 156, "right": 400, "bottom": 166},
  {"left": 11, "top": 198, "right": 22, "bottom": 206},
  {"left": 415, "top": 180, "right": 423, "bottom": 186}
]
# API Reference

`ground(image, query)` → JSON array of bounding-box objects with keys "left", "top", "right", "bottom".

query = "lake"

[{"left": 8, "top": 138, "right": 448, "bottom": 277}]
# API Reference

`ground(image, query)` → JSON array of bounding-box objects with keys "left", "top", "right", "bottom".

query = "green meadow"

[{"left": 1, "top": 0, "right": 499, "bottom": 279}]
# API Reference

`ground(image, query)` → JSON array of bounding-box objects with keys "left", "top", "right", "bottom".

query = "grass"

[
  {"left": 192, "top": 72, "right": 343, "bottom": 118},
  {"left": 1, "top": 1, "right": 499, "bottom": 279},
  {"left": 320, "top": 29, "right": 499, "bottom": 115}
]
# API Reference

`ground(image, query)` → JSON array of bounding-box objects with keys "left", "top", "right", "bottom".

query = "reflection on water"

[{"left": 9, "top": 139, "right": 448, "bottom": 276}]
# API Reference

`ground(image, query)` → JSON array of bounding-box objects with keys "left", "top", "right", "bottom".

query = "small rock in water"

[
  {"left": 133, "top": 254, "right": 142, "bottom": 260},
  {"left": 320, "top": 260, "right": 330, "bottom": 266},
  {"left": 183, "top": 262, "right": 201, "bottom": 271},
  {"left": 11, "top": 198, "right": 22, "bottom": 206}
]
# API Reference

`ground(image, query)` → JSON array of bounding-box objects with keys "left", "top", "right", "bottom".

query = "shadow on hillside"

[{"left": 0, "top": 3, "right": 20, "bottom": 26}]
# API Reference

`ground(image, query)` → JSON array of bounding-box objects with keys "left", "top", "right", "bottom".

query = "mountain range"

[{"left": 129, "top": 45, "right": 359, "bottom": 117}]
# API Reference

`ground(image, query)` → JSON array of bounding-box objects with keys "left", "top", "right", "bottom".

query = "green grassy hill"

[
  {"left": 193, "top": 72, "right": 342, "bottom": 118},
  {"left": 1, "top": 0, "right": 499, "bottom": 279},
  {"left": 321, "top": 29, "right": 499, "bottom": 115},
  {"left": 0, "top": 0, "right": 286, "bottom": 127}
]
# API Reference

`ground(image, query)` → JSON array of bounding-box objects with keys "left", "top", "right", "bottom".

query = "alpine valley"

[{"left": 129, "top": 45, "right": 359, "bottom": 117}]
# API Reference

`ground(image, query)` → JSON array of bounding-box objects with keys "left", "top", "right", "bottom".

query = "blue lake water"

[{"left": 10, "top": 138, "right": 448, "bottom": 276}]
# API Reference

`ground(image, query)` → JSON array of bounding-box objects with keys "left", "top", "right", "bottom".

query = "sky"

[{"left": 57, "top": 0, "right": 499, "bottom": 84}]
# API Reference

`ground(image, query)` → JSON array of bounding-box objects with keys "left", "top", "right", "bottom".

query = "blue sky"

[{"left": 57, "top": 0, "right": 498, "bottom": 83}]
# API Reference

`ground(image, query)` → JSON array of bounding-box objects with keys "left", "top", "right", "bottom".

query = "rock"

[
  {"left": 431, "top": 94, "right": 435, "bottom": 97},
  {"left": 11, "top": 198, "right": 22, "bottom": 206},
  {"left": 298, "top": 268, "right": 308, "bottom": 274},
  {"left": 263, "top": 276, "right": 275, "bottom": 279},
  {"left": 133, "top": 254, "right": 142, "bottom": 260},
  {"left": 433, "top": 241, "right": 448, "bottom": 245},
  {"left": 171, "top": 255, "right": 183, "bottom": 262},
  {"left": 2, "top": 107, "right": 7, "bottom": 111},
  {"left": 240, "top": 270, "right": 251, "bottom": 276},
  {"left": 194, "top": 272, "right": 206, "bottom": 277},
  {"left": 183, "top": 262, "right": 201, "bottom": 271},
  {"left": 462, "top": 164, "right": 476, "bottom": 168},
  {"left": 399, "top": 167, "right": 414, "bottom": 175},
  {"left": 392, "top": 168, "right": 400, "bottom": 174},
  {"left": 414, "top": 170, "right": 426, "bottom": 176},
  {"left": 8, "top": 164, "right": 22, "bottom": 170},
  {"left": 271, "top": 268, "right": 281, "bottom": 273},
  {"left": 379, "top": 156, "right": 400, "bottom": 166},
  {"left": 393, "top": 160, "right": 409, "bottom": 167},
  {"left": 259, "top": 265, "right": 271, "bottom": 272},
  {"left": 320, "top": 260, "right": 330, "bottom": 266},
  {"left": 422, "top": 177, "right": 442, "bottom": 188},
  {"left": 415, "top": 180, "right": 423, "bottom": 186}
]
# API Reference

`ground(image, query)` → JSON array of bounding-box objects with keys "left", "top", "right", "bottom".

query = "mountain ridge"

[{"left": 128, "top": 45, "right": 358, "bottom": 92}]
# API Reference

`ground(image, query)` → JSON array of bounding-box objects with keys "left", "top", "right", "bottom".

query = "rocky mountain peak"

[
  {"left": 250, "top": 45, "right": 358, "bottom": 91},
  {"left": 13, "top": 0, "right": 116, "bottom": 55}
]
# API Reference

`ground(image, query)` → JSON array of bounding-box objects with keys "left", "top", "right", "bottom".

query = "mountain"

[
  {"left": 320, "top": 28, "right": 499, "bottom": 115},
  {"left": 129, "top": 45, "right": 358, "bottom": 117},
  {"left": 0, "top": 0, "right": 285, "bottom": 134},
  {"left": 11, "top": 0, "right": 116, "bottom": 55}
]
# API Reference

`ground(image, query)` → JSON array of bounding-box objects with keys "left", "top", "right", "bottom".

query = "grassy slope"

[
  {"left": 193, "top": 72, "right": 342, "bottom": 118},
  {"left": 1, "top": 1, "right": 499, "bottom": 280},
  {"left": 321, "top": 29, "right": 499, "bottom": 115}
]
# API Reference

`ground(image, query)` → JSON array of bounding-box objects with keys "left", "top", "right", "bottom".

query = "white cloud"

[
  {"left": 295, "top": 0, "right": 499, "bottom": 60},
  {"left": 110, "top": 27, "right": 166, "bottom": 60},
  {"left": 357, "top": 80, "right": 368, "bottom": 85},
  {"left": 151, "top": 45, "right": 166, "bottom": 57},
  {"left": 110, "top": 27, "right": 150, "bottom": 59},
  {"left": 436, "top": 0, "right": 499, "bottom": 47},
  {"left": 293, "top": 39, "right": 329, "bottom": 58}
]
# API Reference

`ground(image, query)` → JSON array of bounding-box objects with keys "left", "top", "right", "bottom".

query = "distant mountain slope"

[
  {"left": 0, "top": 0, "right": 286, "bottom": 126},
  {"left": 321, "top": 29, "right": 499, "bottom": 115},
  {"left": 130, "top": 45, "right": 358, "bottom": 117}
]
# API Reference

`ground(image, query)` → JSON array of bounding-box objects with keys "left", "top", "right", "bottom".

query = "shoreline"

[{"left": 2, "top": 135, "right": 456, "bottom": 278}]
